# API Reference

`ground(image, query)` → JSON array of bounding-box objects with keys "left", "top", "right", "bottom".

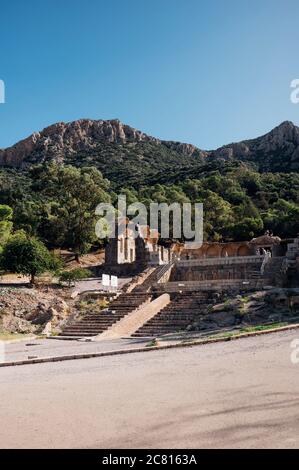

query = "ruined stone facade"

[
  {"left": 104, "top": 224, "right": 297, "bottom": 291},
  {"left": 181, "top": 241, "right": 253, "bottom": 259},
  {"left": 180, "top": 235, "right": 286, "bottom": 259},
  {"left": 104, "top": 222, "right": 171, "bottom": 275}
]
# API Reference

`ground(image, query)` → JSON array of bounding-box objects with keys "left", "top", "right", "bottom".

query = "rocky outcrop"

[
  {"left": 1, "top": 118, "right": 299, "bottom": 171},
  {"left": 0, "top": 119, "right": 190, "bottom": 167},
  {"left": 163, "top": 141, "right": 206, "bottom": 158},
  {"left": 189, "top": 288, "right": 299, "bottom": 331},
  {"left": 210, "top": 121, "right": 299, "bottom": 171},
  {"left": 0, "top": 288, "right": 71, "bottom": 334}
]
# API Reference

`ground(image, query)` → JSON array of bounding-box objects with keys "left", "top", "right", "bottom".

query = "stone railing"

[
  {"left": 124, "top": 267, "right": 155, "bottom": 293},
  {"left": 154, "top": 279, "right": 255, "bottom": 292},
  {"left": 175, "top": 255, "right": 264, "bottom": 268}
]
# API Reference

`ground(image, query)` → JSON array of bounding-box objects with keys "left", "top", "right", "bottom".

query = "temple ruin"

[{"left": 61, "top": 229, "right": 299, "bottom": 338}]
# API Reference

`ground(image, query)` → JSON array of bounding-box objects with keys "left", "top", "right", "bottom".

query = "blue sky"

[{"left": 0, "top": 0, "right": 299, "bottom": 150}]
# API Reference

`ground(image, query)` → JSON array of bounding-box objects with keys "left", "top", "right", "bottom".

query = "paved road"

[
  {"left": 2, "top": 337, "right": 148, "bottom": 363},
  {"left": 1, "top": 329, "right": 299, "bottom": 449}
]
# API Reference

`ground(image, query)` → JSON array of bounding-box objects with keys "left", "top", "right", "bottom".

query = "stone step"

[
  {"left": 79, "top": 316, "right": 124, "bottom": 320},
  {"left": 149, "top": 315, "right": 196, "bottom": 319},
  {"left": 62, "top": 325, "right": 108, "bottom": 331},
  {"left": 63, "top": 330, "right": 106, "bottom": 334},
  {"left": 132, "top": 291, "right": 211, "bottom": 337},
  {"left": 67, "top": 317, "right": 124, "bottom": 324},
  {"left": 60, "top": 332, "right": 99, "bottom": 337},
  {"left": 158, "top": 307, "right": 206, "bottom": 311},
  {"left": 60, "top": 292, "right": 152, "bottom": 337},
  {"left": 66, "top": 323, "right": 118, "bottom": 329}
]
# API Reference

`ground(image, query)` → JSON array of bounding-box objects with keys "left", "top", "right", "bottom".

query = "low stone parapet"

[
  {"left": 175, "top": 255, "right": 264, "bottom": 267},
  {"left": 153, "top": 279, "right": 260, "bottom": 293}
]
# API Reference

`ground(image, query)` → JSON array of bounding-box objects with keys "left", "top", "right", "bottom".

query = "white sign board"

[
  {"left": 102, "top": 274, "right": 110, "bottom": 287},
  {"left": 111, "top": 276, "right": 118, "bottom": 288}
]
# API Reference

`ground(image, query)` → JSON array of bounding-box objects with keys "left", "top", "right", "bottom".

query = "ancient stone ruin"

[{"left": 60, "top": 230, "right": 299, "bottom": 338}]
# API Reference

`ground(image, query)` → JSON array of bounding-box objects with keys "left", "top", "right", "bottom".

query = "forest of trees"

[{"left": 0, "top": 160, "right": 298, "bottom": 257}]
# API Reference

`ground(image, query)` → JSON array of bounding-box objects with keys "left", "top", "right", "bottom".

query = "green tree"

[
  {"left": 30, "top": 164, "right": 111, "bottom": 258},
  {"left": 0, "top": 204, "right": 13, "bottom": 248},
  {"left": 1, "top": 234, "right": 57, "bottom": 284},
  {"left": 200, "top": 190, "right": 234, "bottom": 240},
  {"left": 230, "top": 217, "right": 264, "bottom": 240},
  {"left": 267, "top": 199, "right": 299, "bottom": 236}
]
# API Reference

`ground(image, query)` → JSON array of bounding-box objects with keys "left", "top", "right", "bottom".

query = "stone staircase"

[
  {"left": 132, "top": 291, "right": 209, "bottom": 337},
  {"left": 286, "top": 237, "right": 299, "bottom": 264},
  {"left": 265, "top": 257, "right": 285, "bottom": 283},
  {"left": 248, "top": 257, "right": 285, "bottom": 286},
  {"left": 60, "top": 292, "right": 151, "bottom": 337},
  {"left": 285, "top": 237, "right": 299, "bottom": 286},
  {"left": 133, "top": 262, "right": 173, "bottom": 292}
]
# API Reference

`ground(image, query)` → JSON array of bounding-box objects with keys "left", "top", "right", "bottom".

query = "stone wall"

[
  {"left": 170, "top": 261, "right": 261, "bottom": 282},
  {"left": 105, "top": 236, "right": 136, "bottom": 265},
  {"left": 95, "top": 262, "right": 146, "bottom": 277},
  {"left": 182, "top": 241, "right": 254, "bottom": 259}
]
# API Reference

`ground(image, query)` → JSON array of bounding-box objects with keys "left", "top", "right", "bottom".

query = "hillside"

[
  {"left": 0, "top": 119, "right": 205, "bottom": 186},
  {"left": 0, "top": 119, "right": 298, "bottom": 248},
  {"left": 1, "top": 120, "right": 299, "bottom": 188},
  {"left": 210, "top": 121, "right": 299, "bottom": 173}
]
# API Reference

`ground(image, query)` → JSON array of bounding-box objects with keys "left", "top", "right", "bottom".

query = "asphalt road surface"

[
  {"left": 3, "top": 337, "right": 148, "bottom": 363},
  {"left": 1, "top": 329, "right": 299, "bottom": 449}
]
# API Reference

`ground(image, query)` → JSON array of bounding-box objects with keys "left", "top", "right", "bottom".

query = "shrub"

[{"left": 59, "top": 268, "right": 91, "bottom": 287}]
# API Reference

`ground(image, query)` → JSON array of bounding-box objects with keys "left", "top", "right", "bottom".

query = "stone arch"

[
  {"left": 237, "top": 245, "right": 251, "bottom": 257},
  {"left": 206, "top": 245, "right": 220, "bottom": 258},
  {"left": 220, "top": 245, "right": 235, "bottom": 257},
  {"left": 221, "top": 246, "right": 228, "bottom": 257}
]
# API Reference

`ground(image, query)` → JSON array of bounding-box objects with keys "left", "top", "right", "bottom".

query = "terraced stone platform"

[
  {"left": 60, "top": 292, "right": 151, "bottom": 337},
  {"left": 132, "top": 291, "right": 210, "bottom": 337}
]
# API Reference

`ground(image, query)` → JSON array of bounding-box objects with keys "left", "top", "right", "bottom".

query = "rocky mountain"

[
  {"left": 0, "top": 119, "right": 208, "bottom": 187},
  {"left": 210, "top": 121, "right": 299, "bottom": 172},
  {"left": 0, "top": 119, "right": 203, "bottom": 167},
  {"left": 0, "top": 119, "right": 298, "bottom": 179}
]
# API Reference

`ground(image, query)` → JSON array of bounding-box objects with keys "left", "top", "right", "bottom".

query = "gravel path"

[{"left": 1, "top": 329, "right": 299, "bottom": 449}]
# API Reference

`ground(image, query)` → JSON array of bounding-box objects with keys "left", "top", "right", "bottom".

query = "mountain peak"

[
  {"left": 0, "top": 119, "right": 298, "bottom": 173},
  {"left": 264, "top": 120, "right": 299, "bottom": 144},
  {"left": 269, "top": 120, "right": 298, "bottom": 136},
  {"left": 276, "top": 120, "right": 295, "bottom": 128},
  {"left": 210, "top": 120, "right": 299, "bottom": 172},
  {"left": 0, "top": 118, "right": 160, "bottom": 167}
]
